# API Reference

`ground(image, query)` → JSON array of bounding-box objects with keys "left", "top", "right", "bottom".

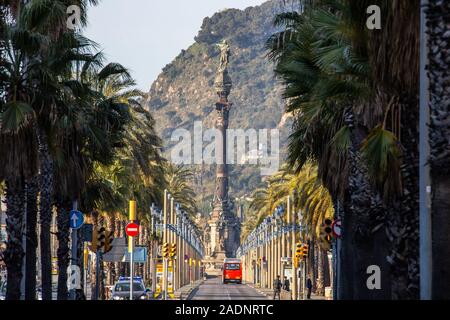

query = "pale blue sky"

[{"left": 84, "top": 0, "right": 267, "bottom": 91}]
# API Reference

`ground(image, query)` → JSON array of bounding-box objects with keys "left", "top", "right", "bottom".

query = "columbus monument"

[{"left": 203, "top": 40, "right": 241, "bottom": 274}]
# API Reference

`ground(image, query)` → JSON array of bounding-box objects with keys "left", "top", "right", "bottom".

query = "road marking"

[{"left": 226, "top": 287, "right": 231, "bottom": 300}]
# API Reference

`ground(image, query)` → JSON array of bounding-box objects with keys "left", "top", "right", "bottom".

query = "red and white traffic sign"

[
  {"left": 125, "top": 222, "right": 140, "bottom": 237},
  {"left": 332, "top": 219, "right": 342, "bottom": 238}
]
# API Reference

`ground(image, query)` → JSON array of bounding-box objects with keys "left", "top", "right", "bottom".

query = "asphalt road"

[{"left": 189, "top": 277, "right": 269, "bottom": 300}]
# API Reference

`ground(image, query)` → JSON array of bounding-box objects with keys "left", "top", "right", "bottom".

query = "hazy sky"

[{"left": 84, "top": 0, "right": 267, "bottom": 91}]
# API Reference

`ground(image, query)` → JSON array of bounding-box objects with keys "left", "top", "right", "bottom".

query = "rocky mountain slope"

[{"left": 146, "top": 0, "right": 292, "bottom": 212}]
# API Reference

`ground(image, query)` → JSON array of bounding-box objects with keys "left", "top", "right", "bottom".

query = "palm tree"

[
  {"left": 268, "top": 0, "right": 420, "bottom": 299},
  {"left": 243, "top": 162, "right": 333, "bottom": 295},
  {"left": 0, "top": 2, "right": 41, "bottom": 299},
  {"left": 164, "top": 164, "right": 198, "bottom": 218},
  {"left": 248, "top": 163, "right": 334, "bottom": 241}
]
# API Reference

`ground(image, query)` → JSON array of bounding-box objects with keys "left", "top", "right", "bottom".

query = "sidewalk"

[
  {"left": 245, "top": 282, "right": 327, "bottom": 300},
  {"left": 173, "top": 279, "right": 204, "bottom": 300}
]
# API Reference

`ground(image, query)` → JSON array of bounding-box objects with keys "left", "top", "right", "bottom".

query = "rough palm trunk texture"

[
  {"left": 4, "top": 181, "right": 25, "bottom": 300},
  {"left": 25, "top": 177, "right": 38, "bottom": 300},
  {"left": 37, "top": 128, "right": 54, "bottom": 300},
  {"left": 340, "top": 108, "right": 392, "bottom": 299},
  {"left": 56, "top": 200, "right": 70, "bottom": 300}
]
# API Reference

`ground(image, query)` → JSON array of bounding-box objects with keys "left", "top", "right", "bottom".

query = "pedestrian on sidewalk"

[
  {"left": 283, "top": 276, "right": 290, "bottom": 291},
  {"left": 273, "top": 275, "right": 282, "bottom": 300},
  {"left": 306, "top": 278, "right": 312, "bottom": 299}
]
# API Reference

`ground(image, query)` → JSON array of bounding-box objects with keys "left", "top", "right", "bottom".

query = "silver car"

[
  {"left": 0, "top": 281, "right": 5, "bottom": 300},
  {"left": 111, "top": 281, "right": 147, "bottom": 300}
]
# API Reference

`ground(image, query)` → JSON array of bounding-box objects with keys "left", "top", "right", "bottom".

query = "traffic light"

[
  {"left": 97, "top": 227, "right": 106, "bottom": 251},
  {"left": 324, "top": 218, "right": 333, "bottom": 242},
  {"left": 319, "top": 219, "right": 333, "bottom": 250},
  {"left": 170, "top": 243, "right": 177, "bottom": 258},
  {"left": 89, "top": 226, "right": 105, "bottom": 252},
  {"left": 301, "top": 243, "right": 309, "bottom": 259},
  {"left": 162, "top": 242, "right": 169, "bottom": 258},
  {"left": 104, "top": 230, "right": 114, "bottom": 253},
  {"left": 295, "top": 242, "right": 303, "bottom": 259}
]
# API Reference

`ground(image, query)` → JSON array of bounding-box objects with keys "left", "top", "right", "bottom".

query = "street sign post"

[
  {"left": 128, "top": 201, "right": 138, "bottom": 300},
  {"left": 69, "top": 203, "right": 82, "bottom": 300}
]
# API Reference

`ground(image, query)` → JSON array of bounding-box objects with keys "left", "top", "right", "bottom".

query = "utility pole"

[
  {"left": 419, "top": 0, "right": 432, "bottom": 300},
  {"left": 162, "top": 190, "right": 168, "bottom": 300},
  {"left": 170, "top": 197, "right": 175, "bottom": 294},
  {"left": 290, "top": 196, "right": 297, "bottom": 300}
]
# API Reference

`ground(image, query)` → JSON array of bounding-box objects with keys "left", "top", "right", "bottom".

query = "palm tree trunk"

[
  {"left": 106, "top": 214, "right": 116, "bottom": 286},
  {"left": 55, "top": 199, "right": 70, "bottom": 300},
  {"left": 119, "top": 220, "right": 127, "bottom": 276},
  {"left": 427, "top": 0, "right": 450, "bottom": 299},
  {"left": 4, "top": 180, "right": 25, "bottom": 300},
  {"left": 37, "top": 128, "right": 54, "bottom": 300},
  {"left": 113, "top": 217, "right": 121, "bottom": 283},
  {"left": 386, "top": 100, "right": 420, "bottom": 299},
  {"left": 25, "top": 177, "right": 38, "bottom": 300},
  {"left": 340, "top": 108, "right": 392, "bottom": 300},
  {"left": 316, "top": 245, "right": 325, "bottom": 296}
]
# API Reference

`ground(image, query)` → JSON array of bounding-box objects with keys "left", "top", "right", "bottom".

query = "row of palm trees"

[
  {"left": 261, "top": 0, "right": 449, "bottom": 299},
  {"left": 0, "top": 0, "right": 198, "bottom": 300},
  {"left": 241, "top": 162, "right": 334, "bottom": 297}
]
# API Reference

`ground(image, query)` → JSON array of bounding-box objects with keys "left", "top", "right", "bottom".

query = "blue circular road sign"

[{"left": 69, "top": 210, "right": 84, "bottom": 229}]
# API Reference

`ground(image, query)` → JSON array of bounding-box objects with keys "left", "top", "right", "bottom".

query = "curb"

[{"left": 175, "top": 280, "right": 205, "bottom": 300}]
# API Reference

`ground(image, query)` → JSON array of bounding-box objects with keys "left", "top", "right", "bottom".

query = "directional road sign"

[{"left": 69, "top": 210, "right": 84, "bottom": 229}]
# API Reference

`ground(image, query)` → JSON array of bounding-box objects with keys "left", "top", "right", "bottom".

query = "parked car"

[
  {"left": 111, "top": 279, "right": 148, "bottom": 300},
  {"left": 0, "top": 280, "right": 6, "bottom": 300}
]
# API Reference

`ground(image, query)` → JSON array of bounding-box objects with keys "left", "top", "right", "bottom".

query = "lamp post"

[{"left": 419, "top": 0, "right": 432, "bottom": 301}]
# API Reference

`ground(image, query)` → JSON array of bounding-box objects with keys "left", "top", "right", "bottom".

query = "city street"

[
  {"left": 189, "top": 277, "right": 268, "bottom": 300},
  {"left": 1, "top": 0, "right": 449, "bottom": 302}
]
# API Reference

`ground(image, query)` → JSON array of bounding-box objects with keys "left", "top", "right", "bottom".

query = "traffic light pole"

[
  {"left": 94, "top": 250, "right": 102, "bottom": 300},
  {"left": 162, "top": 190, "right": 168, "bottom": 300},
  {"left": 290, "top": 196, "right": 298, "bottom": 300},
  {"left": 83, "top": 243, "right": 88, "bottom": 298},
  {"left": 303, "top": 259, "right": 307, "bottom": 300}
]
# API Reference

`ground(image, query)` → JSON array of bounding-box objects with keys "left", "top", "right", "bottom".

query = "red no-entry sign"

[
  {"left": 125, "top": 222, "right": 140, "bottom": 237},
  {"left": 332, "top": 219, "right": 342, "bottom": 239}
]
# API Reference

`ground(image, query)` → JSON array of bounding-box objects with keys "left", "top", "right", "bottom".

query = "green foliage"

[
  {"left": 361, "top": 126, "right": 402, "bottom": 200},
  {"left": 244, "top": 162, "right": 334, "bottom": 241},
  {"left": 268, "top": 0, "right": 403, "bottom": 201},
  {"left": 0, "top": 102, "right": 34, "bottom": 133}
]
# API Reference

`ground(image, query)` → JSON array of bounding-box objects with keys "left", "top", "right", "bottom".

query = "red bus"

[{"left": 223, "top": 258, "right": 242, "bottom": 284}]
